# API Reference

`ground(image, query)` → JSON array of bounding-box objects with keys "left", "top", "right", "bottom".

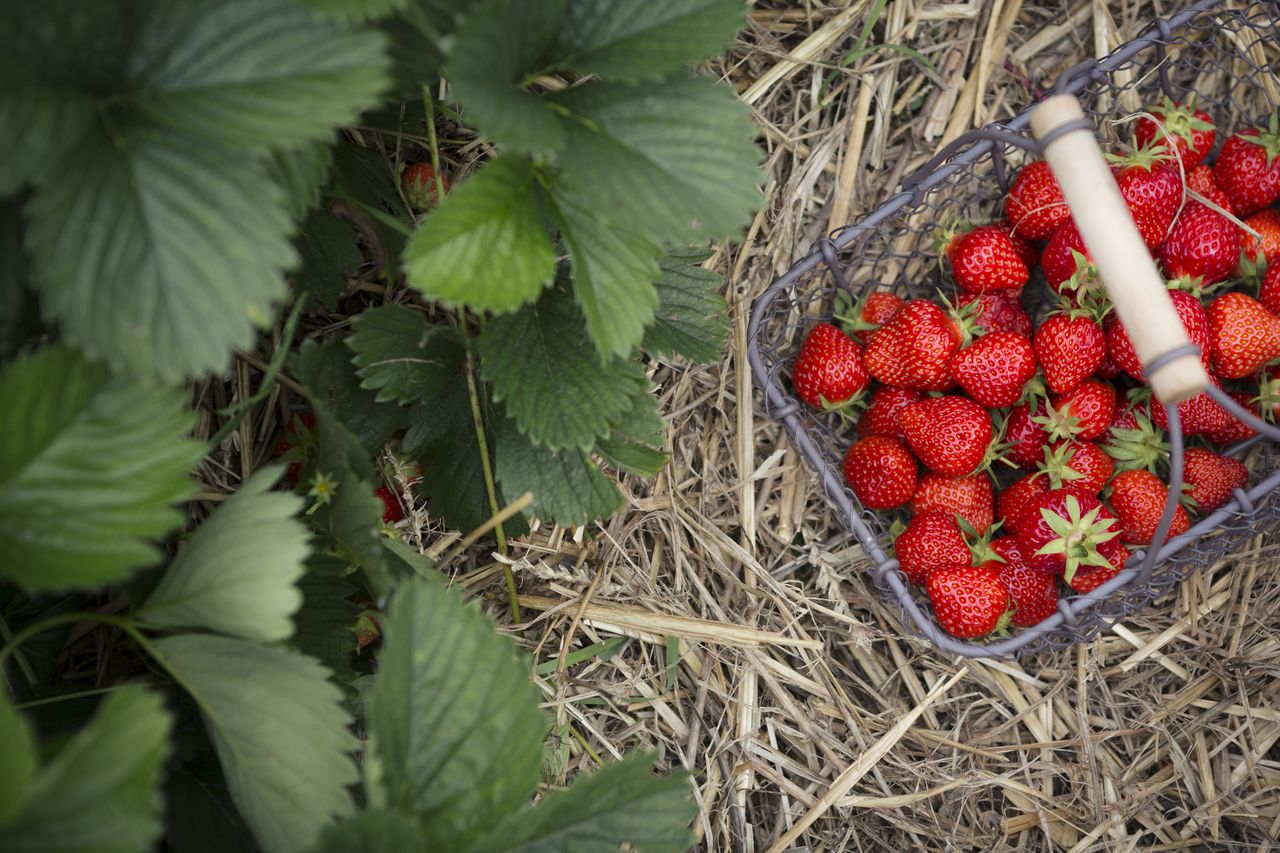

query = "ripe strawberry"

[
  {"left": 910, "top": 472, "right": 995, "bottom": 535},
  {"left": 1206, "top": 292, "right": 1280, "bottom": 378},
  {"left": 857, "top": 386, "right": 924, "bottom": 439},
  {"left": 949, "top": 331, "right": 1037, "bottom": 408},
  {"left": 1111, "top": 144, "right": 1184, "bottom": 247},
  {"left": 899, "top": 396, "right": 994, "bottom": 477},
  {"left": 1134, "top": 98, "right": 1216, "bottom": 170},
  {"left": 863, "top": 300, "right": 962, "bottom": 390},
  {"left": 992, "top": 537, "right": 1058, "bottom": 627},
  {"left": 1107, "top": 469, "right": 1191, "bottom": 545},
  {"left": 1067, "top": 540, "right": 1131, "bottom": 593},
  {"left": 1186, "top": 164, "right": 1233, "bottom": 211},
  {"left": 377, "top": 485, "right": 405, "bottom": 523},
  {"left": 926, "top": 561, "right": 1010, "bottom": 638},
  {"left": 958, "top": 290, "right": 1033, "bottom": 337},
  {"left": 1039, "top": 440, "right": 1114, "bottom": 497},
  {"left": 1042, "top": 380, "right": 1116, "bottom": 442},
  {"left": 997, "top": 471, "right": 1049, "bottom": 530},
  {"left": 1041, "top": 219, "right": 1099, "bottom": 300},
  {"left": 274, "top": 410, "right": 317, "bottom": 483},
  {"left": 1107, "top": 288, "right": 1212, "bottom": 380},
  {"left": 1158, "top": 201, "right": 1243, "bottom": 285},
  {"left": 1148, "top": 378, "right": 1234, "bottom": 438},
  {"left": 1004, "top": 160, "right": 1071, "bottom": 240},
  {"left": 1239, "top": 208, "right": 1280, "bottom": 275},
  {"left": 1004, "top": 399, "right": 1052, "bottom": 470},
  {"left": 792, "top": 323, "right": 869, "bottom": 408},
  {"left": 894, "top": 511, "right": 970, "bottom": 585},
  {"left": 1213, "top": 119, "right": 1280, "bottom": 215},
  {"left": 1034, "top": 310, "right": 1106, "bottom": 395},
  {"left": 1012, "top": 489, "right": 1120, "bottom": 581},
  {"left": 995, "top": 222, "right": 1041, "bottom": 269},
  {"left": 843, "top": 435, "right": 917, "bottom": 510},
  {"left": 837, "top": 290, "right": 906, "bottom": 344},
  {"left": 1181, "top": 447, "right": 1248, "bottom": 514},
  {"left": 1261, "top": 262, "right": 1280, "bottom": 316},
  {"left": 401, "top": 162, "right": 450, "bottom": 209},
  {"left": 945, "top": 224, "right": 1029, "bottom": 293},
  {"left": 1202, "top": 391, "right": 1259, "bottom": 444}
]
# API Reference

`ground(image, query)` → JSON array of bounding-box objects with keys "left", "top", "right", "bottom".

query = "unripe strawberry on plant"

[
  {"left": 926, "top": 561, "right": 1010, "bottom": 639},
  {"left": 1181, "top": 447, "right": 1248, "bottom": 514},
  {"left": 948, "top": 330, "right": 1037, "bottom": 408},
  {"left": 401, "top": 162, "right": 450, "bottom": 210},
  {"left": 910, "top": 472, "right": 995, "bottom": 535},
  {"left": 1213, "top": 118, "right": 1280, "bottom": 215},
  {"left": 943, "top": 224, "right": 1029, "bottom": 293},
  {"left": 1206, "top": 292, "right": 1280, "bottom": 378},
  {"left": 862, "top": 299, "right": 962, "bottom": 390},
  {"left": 842, "top": 435, "right": 917, "bottom": 510},
  {"left": 1003, "top": 160, "right": 1071, "bottom": 240},
  {"left": 792, "top": 323, "right": 869, "bottom": 408},
  {"left": 1107, "top": 469, "right": 1190, "bottom": 545},
  {"left": 899, "top": 396, "right": 994, "bottom": 477}
]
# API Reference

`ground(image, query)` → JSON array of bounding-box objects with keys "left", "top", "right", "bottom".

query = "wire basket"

[{"left": 748, "top": 0, "right": 1280, "bottom": 657}]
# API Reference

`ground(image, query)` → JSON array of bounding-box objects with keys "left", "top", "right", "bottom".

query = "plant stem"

[
  {"left": 0, "top": 612, "right": 37, "bottom": 688},
  {"left": 0, "top": 613, "right": 161, "bottom": 699},
  {"left": 16, "top": 682, "right": 167, "bottom": 711},
  {"left": 209, "top": 297, "right": 307, "bottom": 451},
  {"left": 569, "top": 724, "right": 604, "bottom": 766},
  {"left": 422, "top": 85, "right": 447, "bottom": 206}
]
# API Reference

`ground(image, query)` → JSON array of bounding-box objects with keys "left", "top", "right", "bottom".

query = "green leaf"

[
  {"left": 296, "top": 0, "right": 410, "bottom": 22},
  {"left": 550, "top": 190, "right": 661, "bottom": 359},
  {"left": 476, "top": 286, "right": 647, "bottom": 451},
  {"left": 0, "top": 693, "right": 35, "bottom": 826},
  {"left": 555, "top": 0, "right": 744, "bottom": 81},
  {"left": 0, "top": 346, "right": 202, "bottom": 593},
  {"left": 154, "top": 634, "right": 358, "bottom": 853},
  {"left": 0, "top": 199, "right": 37, "bottom": 358},
  {"left": 0, "top": 88, "right": 92, "bottom": 196},
  {"left": 295, "top": 337, "right": 410, "bottom": 456},
  {"left": 292, "top": 554, "right": 361, "bottom": 682},
  {"left": 403, "top": 156, "right": 556, "bottom": 313},
  {"left": 0, "top": 688, "right": 172, "bottom": 853},
  {"left": 25, "top": 125, "right": 296, "bottom": 381},
  {"left": 382, "top": 538, "right": 439, "bottom": 580},
  {"left": 552, "top": 75, "right": 761, "bottom": 243},
  {"left": 495, "top": 418, "right": 623, "bottom": 526},
  {"left": 348, "top": 305, "right": 459, "bottom": 404},
  {"left": 266, "top": 139, "right": 336, "bottom": 221},
  {"left": 596, "top": 387, "right": 667, "bottom": 476},
  {"left": 446, "top": 0, "right": 568, "bottom": 156},
  {"left": 368, "top": 576, "right": 544, "bottom": 848},
  {"left": 125, "top": 0, "right": 390, "bottom": 150},
  {"left": 315, "top": 466, "right": 393, "bottom": 601},
  {"left": 643, "top": 246, "right": 729, "bottom": 363},
  {"left": 470, "top": 751, "right": 696, "bottom": 853},
  {"left": 138, "top": 468, "right": 308, "bottom": 641},
  {"left": 311, "top": 811, "right": 424, "bottom": 852},
  {"left": 164, "top": 750, "right": 258, "bottom": 853},
  {"left": 293, "top": 209, "right": 361, "bottom": 311}
]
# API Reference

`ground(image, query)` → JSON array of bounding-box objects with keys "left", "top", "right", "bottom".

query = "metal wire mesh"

[{"left": 748, "top": 0, "right": 1280, "bottom": 657}]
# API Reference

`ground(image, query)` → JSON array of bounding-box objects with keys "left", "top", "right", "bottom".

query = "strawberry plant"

[{"left": 0, "top": 0, "right": 762, "bottom": 849}]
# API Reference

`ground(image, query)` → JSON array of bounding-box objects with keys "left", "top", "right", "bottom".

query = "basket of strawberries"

[{"left": 748, "top": 0, "right": 1280, "bottom": 656}]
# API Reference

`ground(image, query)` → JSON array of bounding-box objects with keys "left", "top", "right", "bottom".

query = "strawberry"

[
  {"left": 1158, "top": 201, "right": 1243, "bottom": 285},
  {"left": 899, "top": 396, "right": 994, "bottom": 477},
  {"left": 1202, "top": 391, "right": 1259, "bottom": 444},
  {"left": 837, "top": 290, "right": 905, "bottom": 344},
  {"left": 1012, "top": 489, "right": 1121, "bottom": 580},
  {"left": 1004, "top": 399, "right": 1053, "bottom": 470},
  {"left": 1067, "top": 540, "right": 1131, "bottom": 593},
  {"left": 377, "top": 484, "right": 405, "bottom": 523},
  {"left": 863, "top": 300, "right": 962, "bottom": 390},
  {"left": 910, "top": 472, "right": 995, "bottom": 535},
  {"left": 949, "top": 331, "right": 1037, "bottom": 408},
  {"left": 1206, "top": 292, "right": 1280, "bottom": 378},
  {"left": 1107, "top": 288, "right": 1212, "bottom": 380},
  {"left": 1041, "top": 219, "right": 1099, "bottom": 300},
  {"left": 926, "top": 561, "right": 1010, "bottom": 638},
  {"left": 1181, "top": 447, "right": 1248, "bottom": 514},
  {"left": 1135, "top": 98, "right": 1216, "bottom": 170},
  {"left": 1034, "top": 310, "right": 1107, "bottom": 395},
  {"left": 843, "top": 435, "right": 917, "bottom": 510},
  {"left": 1239, "top": 208, "right": 1280, "bottom": 275},
  {"left": 1103, "top": 403, "right": 1170, "bottom": 473},
  {"left": 1213, "top": 118, "right": 1280, "bottom": 215},
  {"left": 792, "top": 323, "right": 869, "bottom": 408},
  {"left": 1107, "top": 469, "right": 1190, "bottom": 545},
  {"left": 1004, "top": 160, "right": 1071, "bottom": 240},
  {"left": 992, "top": 537, "right": 1059, "bottom": 627},
  {"left": 958, "top": 290, "right": 1032, "bottom": 337},
  {"left": 274, "top": 410, "right": 317, "bottom": 483},
  {"left": 401, "top": 162, "right": 450, "bottom": 209},
  {"left": 1111, "top": 144, "right": 1185, "bottom": 247},
  {"left": 1042, "top": 380, "right": 1116, "bottom": 442},
  {"left": 995, "top": 222, "right": 1041, "bottom": 269},
  {"left": 857, "top": 386, "right": 924, "bottom": 439},
  {"left": 1039, "top": 440, "right": 1114, "bottom": 497},
  {"left": 1261, "top": 262, "right": 1280, "bottom": 316},
  {"left": 894, "top": 511, "right": 970, "bottom": 585},
  {"left": 945, "top": 224, "right": 1029, "bottom": 293},
  {"left": 1186, "top": 164, "right": 1233, "bottom": 211},
  {"left": 1148, "top": 378, "right": 1234, "bottom": 438},
  {"left": 997, "top": 471, "right": 1049, "bottom": 529}
]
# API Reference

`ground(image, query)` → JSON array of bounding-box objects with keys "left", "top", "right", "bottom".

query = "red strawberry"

[
  {"left": 274, "top": 410, "right": 317, "bottom": 483},
  {"left": 1034, "top": 311, "right": 1107, "bottom": 395},
  {"left": 995, "top": 222, "right": 1041, "bottom": 269},
  {"left": 1148, "top": 378, "right": 1233, "bottom": 438},
  {"left": 401, "top": 162, "right": 450, "bottom": 209},
  {"left": 1186, "top": 164, "right": 1233, "bottom": 211},
  {"left": 857, "top": 386, "right": 924, "bottom": 439},
  {"left": 1207, "top": 292, "right": 1280, "bottom": 378},
  {"left": 1261, "top": 262, "right": 1280, "bottom": 316},
  {"left": 997, "top": 471, "right": 1048, "bottom": 529},
  {"left": 894, "top": 511, "right": 970, "bottom": 586},
  {"left": 899, "top": 396, "right": 994, "bottom": 477},
  {"left": 992, "top": 537, "right": 1058, "bottom": 627},
  {"left": 926, "top": 561, "right": 1010, "bottom": 638},
  {"left": 1239, "top": 208, "right": 1280, "bottom": 275},
  {"left": 1107, "top": 469, "right": 1190, "bottom": 545},
  {"left": 1182, "top": 447, "right": 1248, "bottom": 514},
  {"left": 949, "top": 331, "right": 1037, "bottom": 408},
  {"left": 1111, "top": 144, "right": 1185, "bottom": 247},
  {"left": 1004, "top": 399, "right": 1052, "bottom": 470},
  {"left": 945, "top": 224, "right": 1029, "bottom": 293},
  {"left": 958, "top": 289, "right": 1033, "bottom": 337},
  {"left": 1039, "top": 440, "right": 1114, "bottom": 497},
  {"left": 840, "top": 290, "right": 906, "bottom": 344},
  {"left": 1012, "top": 489, "right": 1120, "bottom": 581},
  {"left": 863, "top": 300, "right": 962, "bottom": 390},
  {"left": 1202, "top": 391, "right": 1259, "bottom": 444},
  {"left": 1158, "top": 201, "right": 1243, "bottom": 285},
  {"left": 1135, "top": 98, "right": 1216, "bottom": 170},
  {"left": 843, "top": 435, "right": 917, "bottom": 510},
  {"left": 792, "top": 323, "right": 869, "bottom": 408},
  {"left": 1107, "top": 288, "right": 1212, "bottom": 380},
  {"left": 1004, "top": 160, "right": 1071, "bottom": 240},
  {"left": 1041, "top": 219, "right": 1099, "bottom": 300},
  {"left": 1067, "top": 540, "right": 1131, "bottom": 593},
  {"left": 377, "top": 485, "right": 405, "bottom": 523},
  {"left": 1213, "top": 119, "right": 1280, "bottom": 216},
  {"left": 1042, "top": 380, "right": 1116, "bottom": 442},
  {"left": 910, "top": 472, "right": 995, "bottom": 535}
]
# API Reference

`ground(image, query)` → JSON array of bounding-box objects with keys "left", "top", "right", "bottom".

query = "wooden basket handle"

[{"left": 1029, "top": 94, "right": 1210, "bottom": 404}]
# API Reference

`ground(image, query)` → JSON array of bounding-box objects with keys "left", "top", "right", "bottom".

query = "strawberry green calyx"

[
  {"left": 1243, "top": 113, "right": 1280, "bottom": 169},
  {"left": 1058, "top": 249, "right": 1103, "bottom": 301},
  {"left": 936, "top": 288, "right": 986, "bottom": 346},
  {"left": 1039, "top": 443, "right": 1088, "bottom": 490},
  {"left": 1104, "top": 412, "right": 1170, "bottom": 473},
  {"left": 1034, "top": 494, "right": 1120, "bottom": 583},
  {"left": 1254, "top": 374, "right": 1280, "bottom": 424},
  {"left": 1106, "top": 139, "right": 1177, "bottom": 171},
  {"left": 958, "top": 516, "right": 1004, "bottom": 564},
  {"left": 1033, "top": 400, "right": 1084, "bottom": 443},
  {"left": 1166, "top": 273, "right": 1208, "bottom": 293},
  {"left": 1149, "top": 95, "right": 1215, "bottom": 141}
]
